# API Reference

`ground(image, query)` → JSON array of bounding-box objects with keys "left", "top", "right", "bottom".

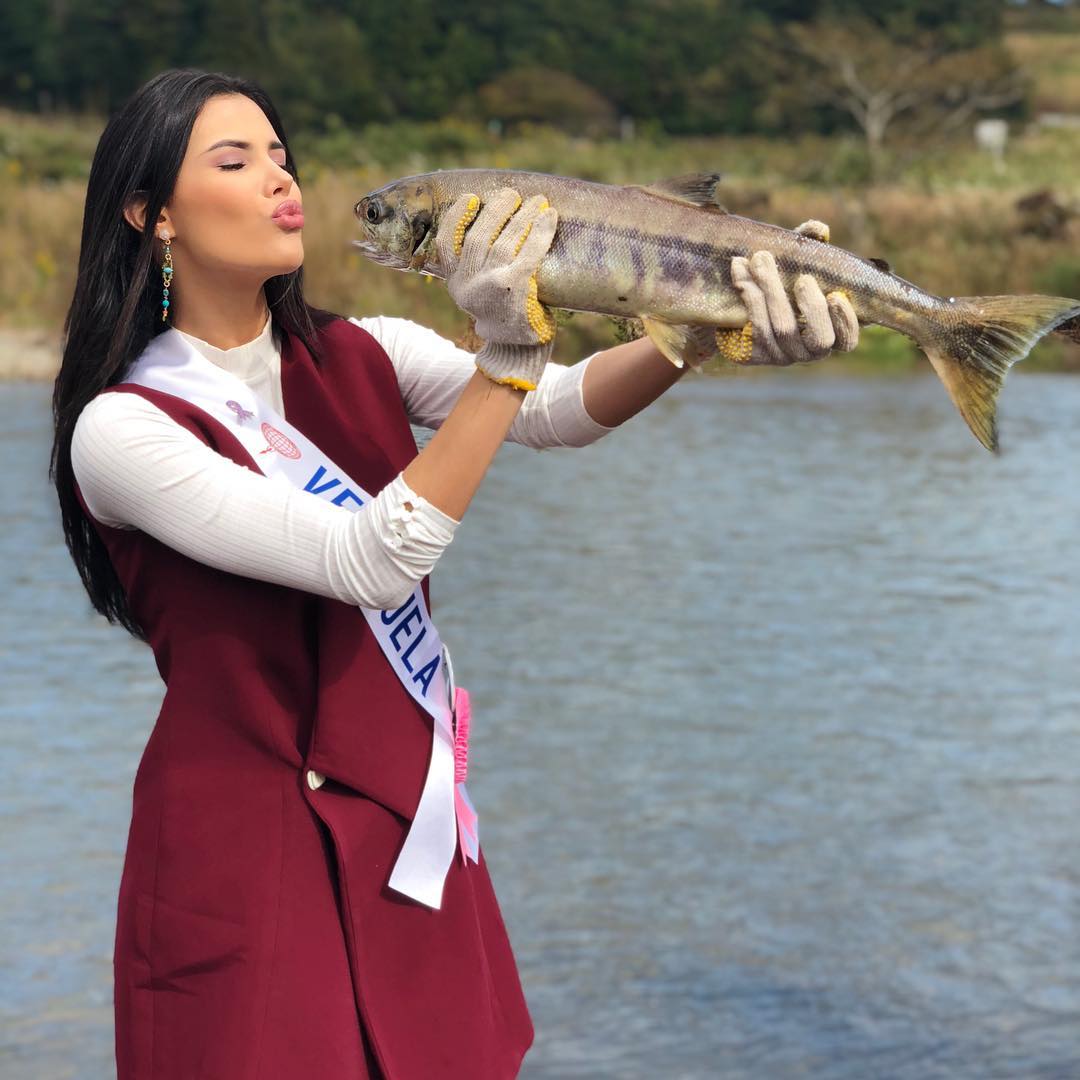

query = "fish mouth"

[{"left": 349, "top": 237, "right": 409, "bottom": 269}]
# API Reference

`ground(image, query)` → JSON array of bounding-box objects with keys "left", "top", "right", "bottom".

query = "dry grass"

[{"left": 1007, "top": 31, "right": 1080, "bottom": 114}]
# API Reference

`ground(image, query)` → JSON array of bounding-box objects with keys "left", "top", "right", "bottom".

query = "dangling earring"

[{"left": 160, "top": 233, "right": 173, "bottom": 322}]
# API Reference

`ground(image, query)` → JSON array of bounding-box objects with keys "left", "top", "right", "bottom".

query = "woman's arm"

[
  {"left": 71, "top": 391, "right": 459, "bottom": 612},
  {"left": 397, "top": 337, "right": 681, "bottom": 520},
  {"left": 355, "top": 314, "right": 613, "bottom": 449},
  {"left": 402, "top": 371, "right": 527, "bottom": 521},
  {"left": 579, "top": 336, "right": 689, "bottom": 428}
]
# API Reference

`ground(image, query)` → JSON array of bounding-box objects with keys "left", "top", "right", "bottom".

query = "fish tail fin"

[{"left": 920, "top": 295, "right": 1080, "bottom": 452}]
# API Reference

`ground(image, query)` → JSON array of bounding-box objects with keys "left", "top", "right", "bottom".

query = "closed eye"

[{"left": 218, "top": 160, "right": 288, "bottom": 172}]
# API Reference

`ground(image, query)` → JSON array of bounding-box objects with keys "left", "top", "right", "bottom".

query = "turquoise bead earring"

[{"left": 160, "top": 233, "right": 173, "bottom": 322}]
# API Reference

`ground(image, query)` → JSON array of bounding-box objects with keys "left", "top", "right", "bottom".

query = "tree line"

[{"left": 0, "top": 0, "right": 1052, "bottom": 136}]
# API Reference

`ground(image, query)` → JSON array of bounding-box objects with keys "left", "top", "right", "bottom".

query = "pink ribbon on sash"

[{"left": 453, "top": 687, "right": 479, "bottom": 865}]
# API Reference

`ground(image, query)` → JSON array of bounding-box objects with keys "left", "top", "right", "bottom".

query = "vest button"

[{"left": 305, "top": 769, "right": 326, "bottom": 791}]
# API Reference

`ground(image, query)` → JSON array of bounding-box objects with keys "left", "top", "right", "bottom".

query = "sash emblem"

[
  {"left": 225, "top": 399, "right": 254, "bottom": 423},
  {"left": 259, "top": 422, "right": 302, "bottom": 459}
]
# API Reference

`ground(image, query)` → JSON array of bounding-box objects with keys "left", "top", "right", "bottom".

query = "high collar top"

[
  {"left": 174, "top": 313, "right": 283, "bottom": 413},
  {"left": 175, "top": 313, "right": 278, "bottom": 382}
]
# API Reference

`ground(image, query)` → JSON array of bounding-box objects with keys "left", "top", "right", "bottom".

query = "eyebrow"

[{"left": 201, "top": 139, "right": 286, "bottom": 154}]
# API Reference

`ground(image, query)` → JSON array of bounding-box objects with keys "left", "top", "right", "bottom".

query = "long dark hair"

[{"left": 50, "top": 68, "right": 339, "bottom": 642}]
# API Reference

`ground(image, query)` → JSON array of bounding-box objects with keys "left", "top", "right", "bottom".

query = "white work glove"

[
  {"left": 702, "top": 220, "right": 861, "bottom": 366},
  {"left": 435, "top": 187, "right": 560, "bottom": 392}
]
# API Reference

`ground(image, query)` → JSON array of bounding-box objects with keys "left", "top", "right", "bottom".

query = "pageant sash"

[{"left": 122, "top": 327, "right": 476, "bottom": 909}]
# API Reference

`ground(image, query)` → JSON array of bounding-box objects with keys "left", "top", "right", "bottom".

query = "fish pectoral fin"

[
  {"left": 640, "top": 315, "right": 694, "bottom": 368},
  {"left": 632, "top": 173, "right": 729, "bottom": 214}
]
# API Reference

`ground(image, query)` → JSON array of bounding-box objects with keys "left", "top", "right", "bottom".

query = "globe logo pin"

[{"left": 259, "top": 422, "right": 302, "bottom": 459}]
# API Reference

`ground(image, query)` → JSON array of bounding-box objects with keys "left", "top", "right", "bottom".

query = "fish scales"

[
  {"left": 353, "top": 168, "right": 1080, "bottom": 451},
  {"left": 413, "top": 169, "right": 939, "bottom": 333},
  {"left": 417, "top": 171, "right": 748, "bottom": 324}
]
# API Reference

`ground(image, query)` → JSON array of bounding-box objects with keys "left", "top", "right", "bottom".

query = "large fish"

[{"left": 352, "top": 168, "right": 1080, "bottom": 451}]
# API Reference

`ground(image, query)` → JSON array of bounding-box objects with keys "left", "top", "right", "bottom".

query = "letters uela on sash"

[{"left": 122, "top": 322, "right": 479, "bottom": 909}]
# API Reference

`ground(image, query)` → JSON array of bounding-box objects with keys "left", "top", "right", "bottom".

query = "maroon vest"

[{"left": 76, "top": 318, "right": 532, "bottom": 1079}]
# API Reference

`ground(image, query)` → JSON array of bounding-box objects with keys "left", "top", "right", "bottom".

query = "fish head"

[{"left": 352, "top": 176, "right": 438, "bottom": 274}]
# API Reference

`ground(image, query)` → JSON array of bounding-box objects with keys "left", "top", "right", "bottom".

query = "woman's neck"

[{"left": 170, "top": 278, "right": 271, "bottom": 350}]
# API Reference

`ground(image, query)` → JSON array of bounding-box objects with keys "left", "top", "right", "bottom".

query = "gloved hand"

[
  {"left": 703, "top": 220, "right": 861, "bottom": 367},
  {"left": 435, "top": 187, "right": 560, "bottom": 392}
]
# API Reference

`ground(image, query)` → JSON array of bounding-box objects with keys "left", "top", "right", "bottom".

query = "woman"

[{"left": 50, "top": 68, "right": 859, "bottom": 1079}]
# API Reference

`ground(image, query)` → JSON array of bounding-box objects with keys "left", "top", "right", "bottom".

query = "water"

[{"left": 3, "top": 371, "right": 1079, "bottom": 1079}]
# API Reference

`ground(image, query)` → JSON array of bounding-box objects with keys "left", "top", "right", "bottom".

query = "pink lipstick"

[{"left": 272, "top": 199, "right": 304, "bottom": 230}]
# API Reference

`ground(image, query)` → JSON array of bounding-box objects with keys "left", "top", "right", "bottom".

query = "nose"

[{"left": 269, "top": 159, "right": 294, "bottom": 195}]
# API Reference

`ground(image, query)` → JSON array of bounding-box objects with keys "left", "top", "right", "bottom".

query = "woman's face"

[{"left": 162, "top": 93, "right": 303, "bottom": 281}]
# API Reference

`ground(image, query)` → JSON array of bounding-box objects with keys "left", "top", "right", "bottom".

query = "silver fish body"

[{"left": 353, "top": 168, "right": 1080, "bottom": 451}]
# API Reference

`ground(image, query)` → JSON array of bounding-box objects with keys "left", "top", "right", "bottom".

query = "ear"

[{"left": 123, "top": 191, "right": 173, "bottom": 239}]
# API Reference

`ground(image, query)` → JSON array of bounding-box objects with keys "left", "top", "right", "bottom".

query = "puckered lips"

[{"left": 271, "top": 199, "right": 304, "bottom": 229}]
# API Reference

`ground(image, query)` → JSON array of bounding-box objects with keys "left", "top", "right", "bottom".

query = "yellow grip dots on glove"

[
  {"left": 452, "top": 196, "right": 481, "bottom": 257},
  {"left": 525, "top": 273, "right": 557, "bottom": 345},
  {"left": 715, "top": 324, "right": 755, "bottom": 364}
]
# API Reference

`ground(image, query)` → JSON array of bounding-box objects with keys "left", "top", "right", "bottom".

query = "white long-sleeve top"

[{"left": 71, "top": 314, "right": 614, "bottom": 611}]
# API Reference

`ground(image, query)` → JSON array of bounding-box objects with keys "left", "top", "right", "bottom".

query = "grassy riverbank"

[{"left": 3, "top": 108, "right": 1078, "bottom": 379}]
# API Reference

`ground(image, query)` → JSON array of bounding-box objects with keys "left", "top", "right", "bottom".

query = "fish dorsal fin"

[
  {"left": 869, "top": 257, "right": 892, "bottom": 273},
  {"left": 633, "top": 173, "right": 729, "bottom": 214},
  {"left": 640, "top": 315, "right": 694, "bottom": 368}
]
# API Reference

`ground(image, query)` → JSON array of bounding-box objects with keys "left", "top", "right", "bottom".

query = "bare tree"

[{"left": 762, "top": 18, "right": 1026, "bottom": 178}]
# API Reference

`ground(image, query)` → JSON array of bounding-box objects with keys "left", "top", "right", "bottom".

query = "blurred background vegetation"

[{"left": 0, "top": 0, "right": 1078, "bottom": 372}]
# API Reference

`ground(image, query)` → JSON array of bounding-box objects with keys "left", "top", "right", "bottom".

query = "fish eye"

[{"left": 365, "top": 201, "right": 381, "bottom": 224}]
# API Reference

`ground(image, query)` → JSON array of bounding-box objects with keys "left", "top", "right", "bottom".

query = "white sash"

[{"left": 122, "top": 326, "right": 472, "bottom": 909}]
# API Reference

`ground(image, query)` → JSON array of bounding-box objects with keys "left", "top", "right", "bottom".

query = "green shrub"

[{"left": 1035, "top": 256, "right": 1080, "bottom": 299}]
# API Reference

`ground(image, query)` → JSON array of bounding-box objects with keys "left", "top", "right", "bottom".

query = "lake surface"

[{"left": 2, "top": 371, "right": 1079, "bottom": 1079}]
